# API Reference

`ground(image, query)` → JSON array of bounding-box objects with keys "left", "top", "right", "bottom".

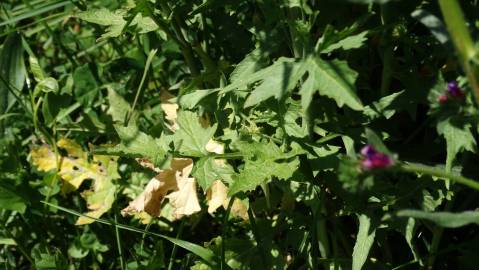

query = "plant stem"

[
  {"left": 438, "top": 0, "right": 479, "bottom": 105},
  {"left": 167, "top": 220, "right": 185, "bottom": 270},
  {"left": 400, "top": 162, "right": 479, "bottom": 191}
]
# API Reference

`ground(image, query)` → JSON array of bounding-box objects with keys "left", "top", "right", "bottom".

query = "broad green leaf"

[
  {"left": 397, "top": 210, "right": 479, "bottom": 228},
  {"left": 352, "top": 214, "right": 376, "bottom": 270},
  {"left": 178, "top": 88, "right": 220, "bottom": 109},
  {"left": 111, "top": 125, "right": 170, "bottom": 167},
  {"left": 228, "top": 141, "right": 300, "bottom": 195},
  {"left": 77, "top": 8, "right": 159, "bottom": 41},
  {"left": 0, "top": 182, "right": 26, "bottom": 213},
  {"left": 193, "top": 157, "right": 235, "bottom": 190},
  {"left": 436, "top": 117, "right": 476, "bottom": 172},
  {"left": 77, "top": 8, "right": 126, "bottom": 41},
  {"left": 301, "top": 57, "right": 363, "bottom": 111},
  {"left": 174, "top": 111, "right": 217, "bottom": 156},
  {"left": 244, "top": 58, "right": 304, "bottom": 107},
  {"left": 230, "top": 49, "right": 265, "bottom": 84},
  {"left": 0, "top": 33, "right": 26, "bottom": 114}
]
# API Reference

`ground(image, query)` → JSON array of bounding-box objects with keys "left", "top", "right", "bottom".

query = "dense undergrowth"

[{"left": 2, "top": 0, "right": 479, "bottom": 269}]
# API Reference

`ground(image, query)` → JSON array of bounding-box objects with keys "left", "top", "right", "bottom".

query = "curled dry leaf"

[
  {"left": 122, "top": 158, "right": 201, "bottom": 219},
  {"left": 204, "top": 140, "right": 248, "bottom": 220},
  {"left": 160, "top": 89, "right": 179, "bottom": 132},
  {"left": 206, "top": 180, "right": 249, "bottom": 220}
]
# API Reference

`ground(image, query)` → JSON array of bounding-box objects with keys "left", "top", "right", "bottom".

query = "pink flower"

[
  {"left": 447, "top": 81, "right": 464, "bottom": 98},
  {"left": 360, "top": 144, "right": 394, "bottom": 170},
  {"left": 437, "top": 94, "right": 448, "bottom": 104}
]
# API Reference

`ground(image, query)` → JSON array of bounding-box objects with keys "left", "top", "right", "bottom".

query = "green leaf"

[
  {"left": 321, "top": 31, "right": 368, "bottom": 54},
  {"left": 244, "top": 58, "right": 304, "bottom": 107},
  {"left": 28, "top": 55, "right": 45, "bottom": 82},
  {"left": 363, "top": 90, "right": 406, "bottom": 120},
  {"left": 192, "top": 157, "right": 235, "bottom": 190},
  {"left": 77, "top": 8, "right": 126, "bottom": 41},
  {"left": 301, "top": 57, "right": 363, "bottom": 111},
  {"left": 364, "top": 128, "right": 392, "bottom": 155},
  {"left": 77, "top": 8, "right": 159, "bottom": 41},
  {"left": 73, "top": 65, "right": 98, "bottom": 107},
  {"left": 411, "top": 9, "right": 449, "bottom": 44},
  {"left": 228, "top": 141, "right": 300, "bottom": 195},
  {"left": 230, "top": 49, "right": 265, "bottom": 84},
  {"left": 34, "top": 77, "right": 59, "bottom": 94},
  {"left": 0, "top": 182, "right": 27, "bottom": 213},
  {"left": 178, "top": 89, "right": 220, "bottom": 109},
  {"left": 174, "top": 111, "right": 217, "bottom": 156},
  {"left": 0, "top": 33, "right": 26, "bottom": 114},
  {"left": 0, "top": 238, "right": 16, "bottom": 246},
  {"left": 436, "top": 117, "right": 476, "bottom": 172},
  {"left": 107, "top": 87, "right": 134, "bottom": 124},
  {"left": 397, "top": 210, "right": 479, "bottom": 228},
  {"left": 352, "top": 214, "right": 376, "bottom": 270},
  {"left": 110, "top": 125, "right": 170, "bottom": 167}
]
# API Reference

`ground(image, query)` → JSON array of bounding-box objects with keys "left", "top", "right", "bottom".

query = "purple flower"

[
  {"left": 360, "top": 144, "right": 394, "bottom": 170},
  {"left": 446, "top": 81, "right": 464, "bottom": 98}
]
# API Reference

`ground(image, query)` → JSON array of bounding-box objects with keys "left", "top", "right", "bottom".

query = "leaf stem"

[
  {"left": 400, "top": 162, "right": 479, "bottom": 191},
  {"left": 438, "top": 0, "right": 479, "bottom": 105}
]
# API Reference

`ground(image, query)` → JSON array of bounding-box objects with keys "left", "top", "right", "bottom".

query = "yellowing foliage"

[{"left": 30, "top": 138, "right": 119, "bottom": 225}]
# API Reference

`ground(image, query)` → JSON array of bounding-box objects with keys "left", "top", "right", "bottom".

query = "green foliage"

[
  {"left": 174, "top": 111, "right": 217, "bottom": 156},
  {"left": 3, "top": 0, "right": 479, "bottom": 269}
]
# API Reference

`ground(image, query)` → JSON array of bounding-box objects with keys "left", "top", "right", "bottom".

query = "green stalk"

[
  {"left": 167, "top": 220, "right": 186, "bottom": 270},
  {"left": 114, "top": 214, "right": 125, "bottom": 270},
  {"left": 400, "top": 162, "right": 479, "bottom": 191},
  {"left": 438, "top": 0, "right": 479, "bottom": 105}
]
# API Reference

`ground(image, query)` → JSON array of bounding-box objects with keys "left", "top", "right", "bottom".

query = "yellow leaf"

[
  {"left": 206, "top": 180, "right": 228, "bottom": 214},
  {"left": 160, "top": 90, "right": 179, "bottom": 132},
  {"left": 205, "top": 139, "right": 224, "bottom": 154},
  {"left": 166, "top": 173, "right": 201, "bottom": 219},
  {"left": 121, "top": 174, "right": 176, "bottom": 217},
  {"left": 30, "top": 138, "right": 119, "bottom": 225},
  {"left": 206, "top": 180, "right": 248, "bottom": 220},
  {"left": 122, "top": 158, "right": 201, "bottom": 219},
  {"left": 31, "top": 145, "right": 57, "bottom": 172}
]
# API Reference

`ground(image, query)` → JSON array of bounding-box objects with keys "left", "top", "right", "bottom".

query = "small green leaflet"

[
  {"left": 77, "top": 8, "right": 158, "bottom": 41},
  {"left": 192, "top": 157, "right": 235, "bottom": 190},
  {"left": 174, "top": 111, "right": 217, "bottom": 157},
  {"left": 320, "top": 31, "right": 368, "bottom": 54},
  {"left": 352, "top": 214, "right": 376, "bottom": 270},
  {"left": 228, "top": 141, "right": 300, "bottom": 195},
  {"left": 436, "top": 117, "right": 476, "bottom": 172}
]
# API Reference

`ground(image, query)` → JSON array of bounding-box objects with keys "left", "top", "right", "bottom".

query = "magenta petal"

[
  {"left": 447, "top": 81, "right": 464, "bottom": 97},
  {"left": 360, "top": 145, "right": 394, "bottom": 170},
  {"left": 360, "top": 145, "right": 376, "bottom": 157}
]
